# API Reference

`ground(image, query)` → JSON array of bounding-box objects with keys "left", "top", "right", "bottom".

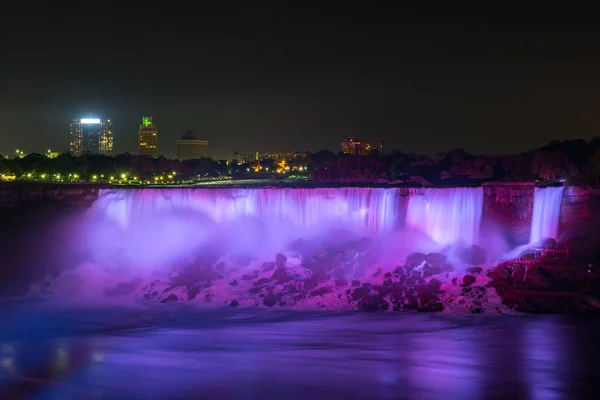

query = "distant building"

[
  {"left": 232, "top": 152, "right": 255, "bottom": 164},
  {"left": 138, "top": 116, "right": 158, "bottom": 157},
  {"left": 176, "top": 131, "right": 209, "bottom": 161},
  {"left": 341, "top": 136, "right": 384, "bottom": 156},
  {"left": 257, "top": 152, "right": 307, "bottom": 162},
  {"left": 69, "top": 117, "right": 113, "bottom": 156}
]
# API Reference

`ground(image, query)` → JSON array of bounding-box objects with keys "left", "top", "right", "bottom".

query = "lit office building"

[
  {"left": 138, "top": 116, "right": 158, "bottom": 157},
  {"left": 232, "top": 152, "right": 255, "bottom": 164},
  {"left": 69, "top": 117, "right": 113, "bottom": 156},
  {"left": 176, "top": 131, "right": 209, "bottom": 161},
  {"left": 341, "top": 136, "right": 384, "bottom": 156}
]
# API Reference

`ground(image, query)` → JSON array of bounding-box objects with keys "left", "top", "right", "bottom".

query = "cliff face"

[{"left": 0, "top": 184, "right": 100, "bottom": 209}]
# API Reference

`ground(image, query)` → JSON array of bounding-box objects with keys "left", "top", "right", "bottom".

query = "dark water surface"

[{"left": 0, "top": 302, "right": 599, "bottom": 399}]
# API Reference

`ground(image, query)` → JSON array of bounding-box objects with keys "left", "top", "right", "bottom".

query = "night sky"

[{"left": 2, "top": 2, "right": 600, "bottom": 159}]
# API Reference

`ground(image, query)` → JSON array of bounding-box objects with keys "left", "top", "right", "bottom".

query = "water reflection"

[{"left": 0, "top": 309, "right": 599, "bottom": 399}]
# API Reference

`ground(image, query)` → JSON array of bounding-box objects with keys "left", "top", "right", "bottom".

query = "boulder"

[
  {"left": 458, "top": 245, "right": 486, "bottom": 266},
  {"left": 263, "top": 293, "right": 277, "bottom": 307},
  {"left": 406, "top": 252, "right": 426, "bottom": 267},
  {"left": 358, "top": 294, "right": 389, "bottom": 312}
]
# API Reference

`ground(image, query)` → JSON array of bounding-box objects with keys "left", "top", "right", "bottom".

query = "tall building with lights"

[
  {"left": 138, "top": 116, "right": 158, "bottom": 157},
  {"left": 341, "top": 136, "right": 384, "bottom": 156},
  {"left": 69, "top": 117, "right": 113, "bottom": 156},
  {"left": 176, "top": 131, "right": 209, "bottom": 161}
]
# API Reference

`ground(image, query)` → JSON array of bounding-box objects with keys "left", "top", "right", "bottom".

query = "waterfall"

[
  {"left": 530, "top": 186, "right": 564, "bottom": 244},
  {"left": 87, "top": 188, "right": 402, "bottom": 267},
  {"left": 406, "top": 187, "right": 483, "bottom": 246}
]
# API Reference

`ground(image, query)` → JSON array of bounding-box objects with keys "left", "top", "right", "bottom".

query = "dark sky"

[{"left": 2, "top": 2, "right": 600, "bottom": 159}]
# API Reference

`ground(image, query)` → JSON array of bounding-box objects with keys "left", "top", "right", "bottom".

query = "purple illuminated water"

[
  {"left": 406, "top": 188, "right": 483, "bottom": 246},
  {"left": 88, "top": 188, "right": 402, "bottom": 268},
  {"left": 530, "top": 186, "right": 564, "bottom": 244}
]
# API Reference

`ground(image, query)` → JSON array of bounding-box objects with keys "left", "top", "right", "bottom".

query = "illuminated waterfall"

[
  {"left": 530, "top": 186, "right": 564, "bottom": 244},
  {"left": 87, "top": 188, "right": 402, "bottom": 266},
  {"left": 406, "top": 187, "right": 483, "bottom": 246}
]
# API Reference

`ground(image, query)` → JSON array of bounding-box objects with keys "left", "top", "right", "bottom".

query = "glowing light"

[
  {"left": 120, "top": 173, "right": 127, "bottom": 179},
  {"left": 110, "top": 176, "right": 114, "bottom": 180},
  {"left": 26, "top": 173, "right": 31, "bottom": 177},
  {"left": 73, "top": 174, "right": 79, "bottom": 179},
  {"left": 81, "top": 118, "right": 101, "bottom": 124},
  {"left": 92, "top": 175, "right": 97, "bottom": 180}
]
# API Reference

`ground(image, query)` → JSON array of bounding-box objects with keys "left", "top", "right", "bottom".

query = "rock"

[
  {"left": 351, "top": 280, "right": 361, "bottom": 287},
  {"left": 350, "top": 286, "right": 370, "bottom": 301},
  {"left": 229, "top": 279, "right": 238, "bottom": 286},
  {"left": 425, "top": 253, "right": 447, "bottom": 267},
  {"left": 541, "top": 238, "right": 558, "bottom": 248},
  {"left": 310, "top": 287, "right": 332, "bottom": 297},
  {"left": 458, "top": 245, "right": 486, "bottom": 266},
  {"left": 462, "top": 275, "right": 476, "bottom": 286},
  {"left": 230, "top": 299, "right": 239, "bottom": 307},
  {"left": 406, "top": 252, "right": 426, "bottom": 267},
  {"left": 271, "top": 267, "right": 293, "bottom": 283},
  {"left": 275, "top": 253, "right": 287, "bottom": 267},
  {"left": 261, "top": 262, "right": 276, "bottom": 272},
  {"left": 466, "top": 266, "right": 483, "bottom": 274},
  {"left": 253, "top": 278, "right": 271, "bottom": 287},
  {"left": 263, "top": 293, "right": 277, "bottom": 307},
  {"left": 187, "top": 285, "right": 200, "bottom": 300},
  {"left": 358, "top": 294, "right": 389, "bottom": 312},
  {"left": 160, "top": 294, "right": 178, "bottom": 303},
  {"left": 241, "top": 270, "right": 259, "bottom": 281},
  {"left": 422, "top": 264, "right": 444, "bottom": 278},
  {"left": 427, "top": 278, "right": 443, "bottom": 292},
  {"left": 334, "top": 279, "right": 346, "bottom": 287}
]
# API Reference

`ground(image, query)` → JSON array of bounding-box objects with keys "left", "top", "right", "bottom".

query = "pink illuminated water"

[
  {"left": 530, "top": 186, "right": 564, "bottom": 244},
  {"left": 405, "top": 188, "right": 483, "bottom": 246}
]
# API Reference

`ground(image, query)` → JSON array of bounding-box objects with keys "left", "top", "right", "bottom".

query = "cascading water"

[
  {"left": 530, "top": 186, "right": 564, "bottom": 244},
  {"left": 87, "top": 188, "right": 402, "bottom": 268},
  {"left": 405, "top": 187, "right": 483, "bottom": 246}
]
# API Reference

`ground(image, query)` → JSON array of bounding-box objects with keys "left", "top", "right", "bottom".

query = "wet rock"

[
  {"left": 253, "top": 278, "right": 271, "bottom": 287},
  {"left": 541, "top": 238, "right": 558, "bottom": 248},
  {"left": 275, "top": 253, "right": 287, "bottom": 267},
  {"left": 187, "top": 285, "right": 200, "bottom": 300},
  {"left": 249, "top": 287, "right": 263, "bottom": 294},
  {"left": 261, "top": 262, "right": 276, "bottom": 272},
  {"left": 334, "top": 279, "right": 347, "bottom": 287},
  {"left": 462, "top": 275, "right": 476, "bottom": 286},
  {"left": 425, "top": 252, "right": 447, "bottom": 267},
  {"left": 466, "top": 266, "right": 483, "bottom": 274},
  {"left": 406, "top": 252, "right": 426, "bottom": 267},
  {"left": 160, "top": 294, "right": 178, "bottom": 303},
  {"left": 351, "top": 280, "right": 361, "bottom": 287},
  {"left": 358, "top": 294, "right": 389, "bottom": 312},
  {"left": 350, "top": 286, "right": 370, "bottom": 301},
  {"left": 302, "top": 276, "right": 320, "bottom": 291},
  {"left": 263, "top": 293, "right": 277, "bottom": 307},
  {"left": 241, "top": 270, "right": 259, "bottom": 281},
  {"left": 310, "top": 287, "right": 332, "bottom": 297},
  {"left": 230, "top": 299, "right": 239, "bottom": 307},
  {"left": 427, "top": 278, "right": 443, "bottom": 292},
  {"left": 422, "top": 264, "right": 444, "bottom": 278},
  {"left": 229, "top": 279, "right": 238, "bottom": 286},
  {"left": 271, "top": 267, "right": 293, "bottom": 283},
  {"left": 458, "top": 245, "right": 486, "bottom": 266}
]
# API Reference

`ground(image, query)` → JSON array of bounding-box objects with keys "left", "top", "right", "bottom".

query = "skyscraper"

[
  {"left": 69, "top": 117, "right": 113, "bottom": 156},
  {"left": 138, "top": 116, "right": 158, "bottom": 157},
  {"left": 176, "top": 131, "right": 209, "bottom": 161}
]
